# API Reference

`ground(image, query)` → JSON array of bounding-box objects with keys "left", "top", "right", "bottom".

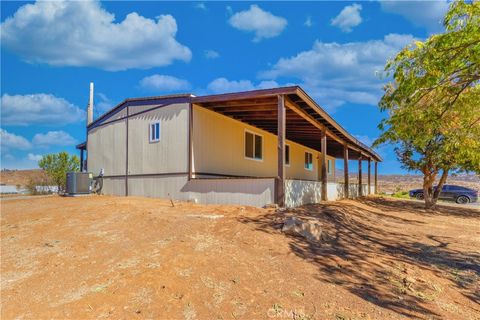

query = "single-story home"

[{"left": 77, "top": 86, "right": 381, "bottom": 207}]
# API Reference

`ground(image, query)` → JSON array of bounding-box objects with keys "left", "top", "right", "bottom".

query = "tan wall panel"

[
  {"left": 101, "top": 177, "right": 125, "bottom": 196},
  {"left": 87, "top": 120, "right": 126, "bottom": 176},
  {"left": 193, "top": 105, "right": 336, "bottom": 180},
  {"left": 128, "top": 175, "right": 274, "bottom": 207},
  {"left": 128, "top": 103, "right": 189, "bottom": 175},
  {"left": 98, "top": 108, "right": 127, "bottom": 125}
]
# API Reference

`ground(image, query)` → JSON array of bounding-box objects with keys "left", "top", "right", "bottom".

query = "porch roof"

[{"left": 192, "top": 86, "right": 381, "bottom": 161}]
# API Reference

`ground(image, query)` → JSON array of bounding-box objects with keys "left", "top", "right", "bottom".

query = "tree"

[
  {"left": 38, "top": 152, "right": 80, "bottom": 192},
  {"left": 375, "top": 1, "right": 480, "bottom": 209}
]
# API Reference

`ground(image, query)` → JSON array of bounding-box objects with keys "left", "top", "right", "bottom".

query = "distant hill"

[
  {"left": 0, "top": 169, "right": 50, "bottom": 186},
  {"left": 335, "top": 170, "right": 479, "bottom": 193}
]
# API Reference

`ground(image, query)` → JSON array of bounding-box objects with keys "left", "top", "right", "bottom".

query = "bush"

[{"left": 391, "top": 191, "right": 410, "bottom": 199}]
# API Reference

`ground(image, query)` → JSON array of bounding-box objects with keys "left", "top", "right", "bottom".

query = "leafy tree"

[
  {"left": 38, "top": 152, "right": 80, "bottom": 192},
  {"left": 375, "top": 1, "right": 480, "bottom": 209}
]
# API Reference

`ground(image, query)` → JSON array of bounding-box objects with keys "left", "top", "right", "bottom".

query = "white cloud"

[
  {"left": 207, "top": 78, "right": 280, "bottom": 94},
  {"left": 331, "top": 3, "right": 362, "bottom": 33},
  {"left": 195, "top": 2, "right": 207, "bottom": 11},
  {"left": 27, "top": 153, "right": 43, "bottom": 161},
  {"left": 304, "top": 16, "right": 313, "bottom": 27},
  {"left": 1, "top": 93, "right": 85, "bottom": 126},
  {"left": 204, "top": 50, "right": 220, "bottom": 59},
  {"left": 96, "top": 93, "right": 113, "bottom": 115},
  {"left": 32, "top": 131, "right": 77, "bottom": 147},
  {"left": 228, "top": 5, "right": 287, "bottom": 42},
  {"left": 1, "top": 0, "right": 191, "bottom": 71},
  {"left": 139, "top": 74, "right": 191, "bottom": 92},
  {"left": 260, "top": 34, "right": 415, "bottom": 109},
  {"left": 0, "top": 129, "right": 32, "bottom": 151},
  {"left": 380, "top": 0, "right": 448, "bottom": 32},
  {"left": 354, "top": 135, "right": 376, "bottom": 147}
]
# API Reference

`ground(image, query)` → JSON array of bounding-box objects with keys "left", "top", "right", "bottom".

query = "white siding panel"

[
  {"left": 101, "top": 177, "right": 126, "bottom": 196},
  {"left": 127, "top": 175, "right": 274, "bottom": 207},
  {"left": 98, "top": 108, "right": 127, "bottom": 125},
  {"left": 87, "top": 120, "right": 126, "bottom": 176},
  {"left": 285, "top": 179, "right": 322, "bottom": 207},
  {"left": 128, "top": 103, "right": 189, "bottom": 175}
]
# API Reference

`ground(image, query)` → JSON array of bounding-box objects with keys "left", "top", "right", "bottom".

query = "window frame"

[
  {"left": 304, "top": 151, "right": 313, "bottom": 171},
  {"left": 149, "top": 121, "right": 161, "bottom": 143},
  {"left": 327, "top": 159, "right": 332, "bottom": 174},
  {"left": 244, "top": 129, "right": 264, "bottom": 162}
]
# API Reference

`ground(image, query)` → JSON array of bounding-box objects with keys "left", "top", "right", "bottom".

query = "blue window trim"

[{"left": 149, "top": 121, "right": 160, "bottom": 143}]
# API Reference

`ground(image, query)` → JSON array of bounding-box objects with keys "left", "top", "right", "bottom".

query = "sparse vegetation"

[{"left": 38, "top": 152, "right": 80, "bottom": 193}]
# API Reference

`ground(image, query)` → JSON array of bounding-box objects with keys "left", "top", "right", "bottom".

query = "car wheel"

[
  {"left": 415, "top": 193, "right": 424, "bottom": 200},
  {"left": 456, "top": 195, "right": 470, "bottom": 204}
]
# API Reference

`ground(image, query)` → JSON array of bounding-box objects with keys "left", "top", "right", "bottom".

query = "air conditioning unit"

[{"left": 66, "top": 172, "right": 92, "bottom": 195}]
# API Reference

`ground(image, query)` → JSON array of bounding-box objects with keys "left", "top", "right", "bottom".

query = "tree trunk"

[
  {"left": 422, "top": 169, "right": 449, "bottom": 210},
  {"left": 431, "top": 169, "right": 449, "bottom": 208},
  {"left": 423, "top": 171, "right": 437, "bottom": 209}
]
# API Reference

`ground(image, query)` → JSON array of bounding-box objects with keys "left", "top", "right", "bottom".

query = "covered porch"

[{"left": 192, "top": 86, "right": 381, "bottom": 207}]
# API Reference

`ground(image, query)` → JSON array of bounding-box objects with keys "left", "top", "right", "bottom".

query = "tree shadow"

[{"left": 237, "top": 198, "right": 480, "bottom": 318}]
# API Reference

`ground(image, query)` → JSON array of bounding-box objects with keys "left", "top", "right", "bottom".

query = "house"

[{"left": 77, "top": 85, "right": 381, "bottom": 207}]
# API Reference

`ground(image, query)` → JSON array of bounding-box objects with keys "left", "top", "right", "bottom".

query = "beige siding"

[
  {"left": 128, "top": 174, "right": 274, "bottom": 207},
  {"left": 128, "top": 103, "right": 189, "bottom": 175},
  {"left": 98, "top": 107, "right": 127, "bottom": 125},
  {"left": 102, "top": 177, "right": 126, "bottom": 195},
  {"left": 193, "top": 105, "right": 336, "bottom": 180},
  {"left": 87, "top": 119, "right": 126, "bottom": 176}
]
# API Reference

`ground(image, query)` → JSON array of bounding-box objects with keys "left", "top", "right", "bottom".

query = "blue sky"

[{"left": 0, "top": 1, "right": 450, "bottom": 173}]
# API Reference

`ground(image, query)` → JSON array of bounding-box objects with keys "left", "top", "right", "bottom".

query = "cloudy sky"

[{"left": 1, "top": 1, "right": 449, "bottom": 173}]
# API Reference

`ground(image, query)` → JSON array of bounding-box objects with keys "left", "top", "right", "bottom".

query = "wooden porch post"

[
  {"left": 358, "top": 157, "right": 363, "bottom": 197},
  {"left": 80, "top": 149, "right": 84, "bottom": 172},
  {"left": 367, "top": 158, "right": 371, "bottom": 195},
  {"left": 188, "top": 103, "right": 193, "bottom": 180},
  {"left": 343, "top": 145, "right": 349, "bottom": 199},
  {"left": 321, "top": 131, "right": 327, "bottom": 201},
  {"left": 276, "top": 95, "right": 286, "bottom": 207},
  {"left": 374, "top": 161, "right": 378, "bottom": 194}
]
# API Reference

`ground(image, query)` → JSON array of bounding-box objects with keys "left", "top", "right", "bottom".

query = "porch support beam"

[
  {"left": 374, "top": 161, "right": 378, "bottom": 194},
  {"left": 368, "top": 158, "right": 371, "bottom": 195},
  {"left": 276, "top": 95, "right": 286, "bottom": 207},
  {"left": 358, "top": 157, "right": 363, "bottom": 197},
  {"left": 343, "top": 145, "right": 349, "bottom": 199},
  {"left": 188, "top": 103, "right": 193, "bottom": 180},
  {"left": 321, "top": 131, "right": 328, "bottom": 201},
  {"left": 80, "top": 149, "right": 84, "bottom": 172}
]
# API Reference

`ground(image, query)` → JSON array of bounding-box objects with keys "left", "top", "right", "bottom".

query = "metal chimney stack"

[{"left": 87, "top": 82, "right": 94, "bottom": 125}]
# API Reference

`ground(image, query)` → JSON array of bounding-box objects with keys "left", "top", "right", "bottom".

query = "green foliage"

[
  {"left": 375, "top": 1, "right": 480, "bottom": 208},
  {"left": 391, "top": 191, "right": 410, "bottom": 199},
  {"left": 38, "top": 152, "right": 80, "bottom": 192}
]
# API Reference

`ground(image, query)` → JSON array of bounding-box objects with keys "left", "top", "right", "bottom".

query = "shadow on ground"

[{"left": 237, "top": 197, "right": 480, "bottom": 318}]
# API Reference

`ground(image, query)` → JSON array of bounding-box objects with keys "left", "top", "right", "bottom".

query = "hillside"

[
  {"left": 0, "top": 169, "right": 50, "bottom": 186},
  {"left": 335, "top": 171, "right": 479, "bottom": 194}
]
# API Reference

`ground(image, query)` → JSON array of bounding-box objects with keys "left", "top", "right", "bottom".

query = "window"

[
  {"left": 149, "top": 122, "right": 160, "bottom": 143},
  {"left": 304, "top": 152, "right": 313, "bottom": 170},
  {"left": 245, "top": 131, "right": 263, "bottom": 160},
  {"left": 285, "top": 144, "right": 290, "bottom": 166},
  {"left": 327, "top": 159, "right": 332, "bottom": 174}
]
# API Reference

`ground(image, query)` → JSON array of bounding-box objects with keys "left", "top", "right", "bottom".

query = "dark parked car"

[{"left": 409, "top": 185, "right": 478, "bottom": 204}]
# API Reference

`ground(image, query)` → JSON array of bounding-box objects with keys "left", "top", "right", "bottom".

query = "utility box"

[{"left": 66, "top": 172, "right": 92, "bottom": 195}]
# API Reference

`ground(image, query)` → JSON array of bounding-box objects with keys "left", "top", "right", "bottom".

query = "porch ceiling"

[{"left": 193, "top": 88, "right": 376, "bottom": 161}]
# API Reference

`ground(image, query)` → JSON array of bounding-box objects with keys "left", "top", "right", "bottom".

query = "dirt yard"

[{"left": 1, "top": 196, "right": 479, "bottom": 320}]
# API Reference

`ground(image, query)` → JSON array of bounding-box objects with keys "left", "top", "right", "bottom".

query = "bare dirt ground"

[{"left": 1, "top": 196, "right": 479, "bottom": 320}]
